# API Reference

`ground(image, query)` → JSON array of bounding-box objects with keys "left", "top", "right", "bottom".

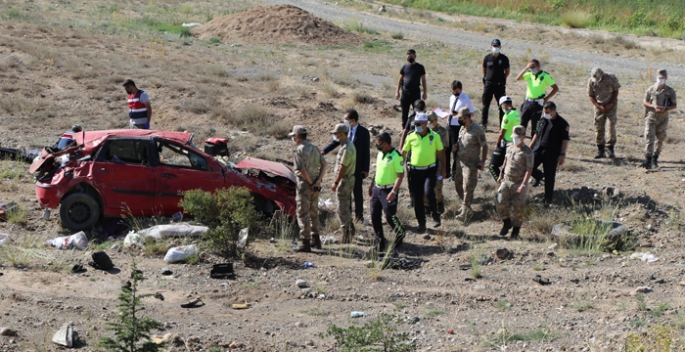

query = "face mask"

[
  {"left": 543, "top": 113, "right": 552, "bottom": 120},
  {"left": 492, "top": 47, "right": 501, "bottom": 54},
  {"left": 344, "top": 120, "right": 350, "bottom": 129},
  {"left": 594, "top": 75, "right": 602, "bottom": 82},
  {"left": 513, "top": 136, "right": 522, "bottom": 145},
  {"left": 657, "top": 78, "right": 666, "bottom": 85},
  {"left": 415, "top": 126, "right": 424, "bottom": 133},
  {"left": 333, "top": 135, "right": 340, "bottom": 142},
  {"left": 291, "top": 137, "right": 297, "bottom": 144},
  {"left": 530, "top": 68, "right": 539, "bottom": 74},
  {"left": 375, "top": 144, "right": 383, "bottom": 151},
  {"left": 457, "top": 119, "right": 465, "bottom": 125},
  {"left": 453, "top": 92, "right": 460, "bottom": 97},
  {"left": 407, "top": 57, "right": 415, "bottom": 63}
]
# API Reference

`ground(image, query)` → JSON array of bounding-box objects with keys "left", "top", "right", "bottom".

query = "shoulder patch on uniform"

[{"left": 503, "top": 119, "right": 508, "bottom": 124}]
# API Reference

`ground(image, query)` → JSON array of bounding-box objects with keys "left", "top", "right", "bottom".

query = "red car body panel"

[{"left": 32, "top": 130, "right": 296, "bottom": 222}]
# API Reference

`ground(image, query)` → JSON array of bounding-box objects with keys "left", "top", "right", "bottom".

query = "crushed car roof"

[
  {"left": 235, "top": 157, "right": 296, "bottom": 183},
  {"left": 75, "top": 129, "right": 194, "bottom": 155}
]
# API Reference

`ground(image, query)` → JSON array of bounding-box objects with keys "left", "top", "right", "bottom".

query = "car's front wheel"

[{"left": 60, "top": 193, "right": 101, "bottom": 231}]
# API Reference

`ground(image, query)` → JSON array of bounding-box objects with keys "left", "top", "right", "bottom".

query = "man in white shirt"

[{"left": 447, "top": 80, "right": 474, "bottom": 179}]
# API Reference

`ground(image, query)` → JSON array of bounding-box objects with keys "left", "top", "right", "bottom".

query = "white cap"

[
  {"left": 498, "top": 96, "right": 512, "bottom": 106},
  {"left": 414, "top": 113, "right": 429, "bottom": 123}
]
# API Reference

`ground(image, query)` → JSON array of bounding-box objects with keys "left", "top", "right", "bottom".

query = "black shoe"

[
  {"left": 594, "top": 145, "right": 605, "bottom": 159},
  {"left": 437, "top": 202, "right": 445, "bottom": 215},
  {"left": 652, "top": 154, "right": 659, "bottom": 169},
  {"left": 417, "top": 225, "right": 426, "bottom": 234},
  {"left": 607, "top": 146, "right": 615, "bottom": 159},
  {"left": 640, "top": 154, "right": 652, "bottom": 169},
  {"left": 433, "top": 217, "right": 441, "bottom": 228},
  {"left": 511, "top": 227, "right": 521, "bottom": 239},
  {"left": 499, "top": 219, "right": 513, "bottom": 236}
]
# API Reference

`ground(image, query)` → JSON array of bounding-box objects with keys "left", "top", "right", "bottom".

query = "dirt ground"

[{"left": 1, "top": 0, "right": 685, "bottom": 351}]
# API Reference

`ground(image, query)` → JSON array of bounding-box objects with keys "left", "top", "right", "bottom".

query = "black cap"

[
  {"left": 122, "top": 79, "right": 135, "bottom": 87},
  {"left": 491, "top": 39, "right": 501, "bottom": 46},
  {"left": 407, "top": 49, "right": 416, "bottom": 54}
]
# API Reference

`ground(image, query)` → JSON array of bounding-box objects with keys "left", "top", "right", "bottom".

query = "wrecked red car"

[{"left": 31, "top": 129, "right": 296, "bottom": 231}]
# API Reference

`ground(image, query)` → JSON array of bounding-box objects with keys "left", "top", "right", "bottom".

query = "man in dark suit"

[{"left": 323, "top": 109, "right": 370, "bottom": 222}]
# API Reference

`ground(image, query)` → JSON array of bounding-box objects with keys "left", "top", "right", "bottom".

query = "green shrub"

[
  {"left": 320, "top": 315, "right": 416, "bottom": 352},
  {"left": 391, "top": 32, "right": 404, "bottom": 39},
  {"left": 344, "top": 21, "right": 380, "bottom": 35},
  {"left": 560, "top": 11, "right": 591, "bottom": 28},
  {"left": 98, "top": 262, "right": 164, "bottom": 351},
  {"left": 625, "top": 324, "right": 681, "bottom": 351},
  {"left": 180, "top": 187, "right": 261, "bottom": 258}
]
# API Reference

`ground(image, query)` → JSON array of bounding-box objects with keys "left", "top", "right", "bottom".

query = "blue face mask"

[
  {"left": 415, "top": 126, "right": 424, "bottom": 133},
  {"left": 530, "top": 68, "right": 539, "bottom": 74}
]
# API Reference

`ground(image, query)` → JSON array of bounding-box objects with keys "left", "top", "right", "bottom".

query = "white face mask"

[
  {"left": 530, "top": 68, "right": 539, "bottom": 74},
  {"left": 513, "top": 136, "right": 522, "bottom": 146},
  {"left": 292, "top": 137, "right": 297, "bottom": 144},
  {"left": 344, "top": 120, "right": 351, "bottom": 129},
  {"left": 492, "top": 47, "right": 501, "bottom": 54},
  {"left": 543, "top": 113, "right": 552, "bottom": 119},
  {"left": 415, "top": 126, "right": 424, "bottom": 133},
  {"left": 657, "top": 78, "right": 666, "bottom": 85},
  {"left": 333, "top": 134, "right": 340, "bottom": 142}
]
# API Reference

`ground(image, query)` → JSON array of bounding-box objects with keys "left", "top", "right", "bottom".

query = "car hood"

[{"left": 235, "top": 157, "right": 296, "bottom": 183}]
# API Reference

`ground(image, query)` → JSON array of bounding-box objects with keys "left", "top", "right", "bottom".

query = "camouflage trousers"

[
  {"left": 423, "top": 179, "right": 443, "bottom": 207},
  {"left": 644, "top": 112, "right": 669, "bottom": 155},
  {"left": 455, "top": 160, "right": 478, "bottom": 208},
  {"left": 495, "top": 177, "right": 528, "bottom": 227},
  {"left": 296, "top": 182, "right": 320, "bottom": 241},
  {"left": 336, "top": 176, "right": 356, "bottom": 239},
  {"left": 594, "top": 104, "right": 617, "bottom": 146}
]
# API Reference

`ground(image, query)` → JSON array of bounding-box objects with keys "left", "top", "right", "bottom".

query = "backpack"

[{"left": 90, "top": 251, "right": 114, "bottom": 271}]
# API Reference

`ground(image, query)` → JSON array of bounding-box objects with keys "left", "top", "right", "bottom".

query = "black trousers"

[
  {"left": 408, "top": 166, "right": 438, "bottom": 226},
  {"left": 370, "top": 187, "right": 405, "bottom": 241},
  {"left": 532, "top": 149, "right": 559, "bottom": 203},
  {"left": 447, "top": 124, "right": 462, "bottom": 176},
  {"left": 520, "top": 100, "right": 543, "bottom": 136},
  {"left": 488, "top": 142, "right": 507, "bottom": 182},
  {"left": 353, "top": 174, "right": 364, "bottom": 221},
  {"left": 400, "top": 91, "right": 420, "bottom": 129},
  {"left": 481, "top": 83, "right": 506, "bottom": 127}
]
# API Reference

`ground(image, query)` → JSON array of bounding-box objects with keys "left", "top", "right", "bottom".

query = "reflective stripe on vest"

[{"left": 128, "top": 90, "right": 148, "bottom": 120}]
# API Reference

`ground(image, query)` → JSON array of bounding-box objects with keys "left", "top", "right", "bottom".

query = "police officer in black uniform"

[{"left": 481, "top": 39, "right": 510, "bottom": 130}]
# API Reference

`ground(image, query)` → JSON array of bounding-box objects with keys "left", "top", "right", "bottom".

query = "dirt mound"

[{"left": 195, "top": 5, "right": 362, "bottom": 46}]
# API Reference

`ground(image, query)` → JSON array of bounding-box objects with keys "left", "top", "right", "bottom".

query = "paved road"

[{"left": 266, "top": 0, "right": 685, "bottom": 80}]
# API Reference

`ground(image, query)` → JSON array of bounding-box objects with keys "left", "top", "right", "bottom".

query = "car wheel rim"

[{"left": 68, "top": 201, "right": 92, "bottom": 225}]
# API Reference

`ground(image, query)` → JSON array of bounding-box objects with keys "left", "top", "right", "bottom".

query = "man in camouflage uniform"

[
  {"left": 496, "top": 125, "right": 533, "bottom": 239},
  {"left": 424, "top": 112, "right": 449, "bottom": 214},
  {"left": 330, "top": 123, "right": 357, "bottom": 243},
  {"left": 587, "top": 67, "right": 621, "bottom": 159},
  {"left": 290, "top": 126, "right": 327, "bottom": 253},
  {"left": 453, "top": 107, "right": 488, "bottom": 222},
  {"left": 641, "top": 69, "right": 677, "bottom": 169}
]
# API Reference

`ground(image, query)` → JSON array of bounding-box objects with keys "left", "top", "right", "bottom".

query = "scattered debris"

[
  {"left": 0, "top": 328, "right": 17, "bottom": 337},
  {"left": 52, "top": 322, "right": 76, "bottom": 347},
  {"left": 629, "top": 252, "right": 658, "bottom": 263},
  {"left": 304, "top": 262, "right": 314, "bottom": 268},
  {"left": 533, "top": 274, "right": 551, "bottom": 285},
  {"left": 47, "top": 232, "right": 88, "bottom": 250},
  {"left": 296, "top": 279, "right": 307, "bottom": 288},
  {"left": 232, "top": 303, "right": 251, "bottom": 310},
  {"left": 123, "top": 231, "right": 143, "bottom": 248},
  {"left": 237, "top": 228, "right": 249, "bottom": 249},
  {"left": 210, "top": 263, "right": 234, "bottom": 279},
  {"left": 89, "top": 251, "right": 114, "bottom": 271},
  {"left": 0, "top": 233, "right": 10, "bottom": 246},
  {"left": 164, "top": 245, "right": 198, "bottom": 263},
  {"left": 350, "top": 311, "right": 366, "bottom": 318},
  {"left": 70, "top": 264, "right": 84, "bottom": 274},
  {"left": 322, "top": 236, "right": 338, "bottom": 245},
  {"left": 171, "top": 211, "right": 183, "bottom": 221},
  {"left": 138, "top": 224, "right": 208, "bottom": 240},
  {"left": 181, "top": 23, "right": 202, "bottom": 28},
  {"left": 447, "top": 328, "right": 454, "bottom": 335},
  {"left": 161, "top": 268, "right": 173, "bottom": 276},
  {"left": 181, "top": 297, "right": 203, "bottom": 308},
  {"left": 495, "top": 248, "right": 513, "bottom": 260},
  {"left": 458, "top": 264, "right": 472, "bottom": 271},
  {"left": 633, "top": 286, "right": 652, "bottom": 294},
  {"left": 382, "top": 257, "right": 424, "bottom": 270},
  {"left": 319, "top": 198, "right": 334, "bottom": 211}
]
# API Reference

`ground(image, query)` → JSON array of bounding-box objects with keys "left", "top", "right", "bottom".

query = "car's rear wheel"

[{"left": 60, "top": 193, "right": 101, "bottom": 231}]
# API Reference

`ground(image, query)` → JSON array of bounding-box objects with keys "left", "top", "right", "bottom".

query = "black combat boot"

[
  {"left": 499, "top": 218, "right": 513, "bottom": 236},
  {"left": 311, "top": 234, "right": 322, "bottom": 249},
  {"left": 640, "top": 154, "right": 652, "bottom": 169},
  {"left": 438, "top": 201, "right": 445, "bottom": 215},
  {"left": 594, "top": 144, "right": 605, "bottom": 159},
  {"left": 294, "top": 239, "right": 311, "bottom": 252},
  {"left": 510, "top": 227, "right": 521, "bottom": 239},
  {"left": 652, "top": 154, "right": 659, "bottom": 169},
  {"left": 607, "top": 145, "right": 615, "bottom": 158}
]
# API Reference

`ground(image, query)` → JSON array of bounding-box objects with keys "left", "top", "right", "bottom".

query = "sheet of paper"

[{"left": 432, "top": 107, "right": 449, "bottom": 119}]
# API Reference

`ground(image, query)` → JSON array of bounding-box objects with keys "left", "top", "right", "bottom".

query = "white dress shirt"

[{"left": 448, "top": 93, "right": 475, "bottom": 126}]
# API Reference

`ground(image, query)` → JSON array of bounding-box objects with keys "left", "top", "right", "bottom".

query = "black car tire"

[{"left": 60, "top": 193, "right": 101, "bottom": 231}]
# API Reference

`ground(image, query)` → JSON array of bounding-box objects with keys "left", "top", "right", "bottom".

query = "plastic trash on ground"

[
  {"left": 164, "top": 245, "right": 198, "bottom": 263},
  {"left": 629, "top": 252, "right": 658, "bottom": 263},
  {"left": 182, "top": 23, "right": 202, "bottom": 28},
  {"left": 172, "top": 211, "right": 183, "bottom": 221},
  {"left": 321, "top": 236, "right": 338, "bottom": 245},
  {"left": 138, "top": 224, "right": 208, "bottom": 239},
  {"left": 47, "top": 231, "right": 88, "bottom": 250},
  {"left": 123, "top": 231, "right": 144, "bottom": 247},
  {"left": 0, "top": 233, "right": 10, "bottom": 245},
  {"left": 237, "top": 228, "right": 249, "bottom": 249},
  {"left": 350, "top": 311, "right": 366, "bottom": 318},
  {"left": 318, "top": 198, "right": 334, "bottom": 211}
]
